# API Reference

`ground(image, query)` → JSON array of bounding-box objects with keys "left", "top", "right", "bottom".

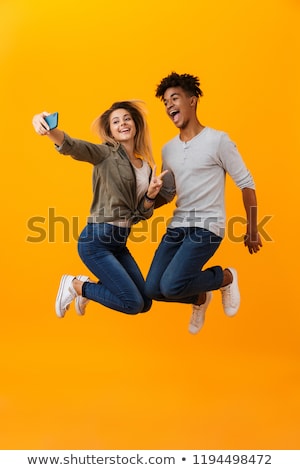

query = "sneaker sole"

[{"left": 55, "top": 274, "right": 70, "bottom": 318}]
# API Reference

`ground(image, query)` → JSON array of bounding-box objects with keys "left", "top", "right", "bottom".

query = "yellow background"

[{"left": 1, "top": 0, "right": 299, "bottom": 450}]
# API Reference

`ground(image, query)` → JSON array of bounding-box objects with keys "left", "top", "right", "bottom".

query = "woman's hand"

[
  {"left": 32, "top": 112, "right": 65, "bottom": 146},
  {"left": 32, "top": 112, "right": 52, "bottom": 135},
  {"left": 146, "top": 165, "right": 168, "bottom": 200}
]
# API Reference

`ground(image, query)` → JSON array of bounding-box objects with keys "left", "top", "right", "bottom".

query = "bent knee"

[
  {"left": 145, "top": 281, "right": 159, "bottom": 300},
  {"left": 160, "top": 279, "right": 183, "bottom": 299},
  {"left": 141, "top": 298, "right": 152, "bottom": 313},
  {"left": 124, "top": 299, "right": 144, "bottom": 315}
]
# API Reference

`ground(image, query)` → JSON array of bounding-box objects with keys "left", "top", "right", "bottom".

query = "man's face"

[{"left": 162, "top": 86, "right": 195, "bottom": 129}]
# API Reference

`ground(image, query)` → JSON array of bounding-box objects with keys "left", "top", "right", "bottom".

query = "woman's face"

[{"left": 109, "top": 108, "right": 136, "bottom": 143}]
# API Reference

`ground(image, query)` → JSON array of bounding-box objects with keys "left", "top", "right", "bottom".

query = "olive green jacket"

[{"left": 56, "top": 133, "right": 154, "bottom": 224}]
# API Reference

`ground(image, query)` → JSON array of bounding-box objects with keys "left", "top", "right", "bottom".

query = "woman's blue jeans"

[
  {"left": 78, "top": 223, "right": 152, "bottom": 314},
  {"left": 145, "top": 227, "right": 224, "bottom": 304}
]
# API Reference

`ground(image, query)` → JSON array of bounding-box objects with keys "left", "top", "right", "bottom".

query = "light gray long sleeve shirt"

[{"left": 158, "top": 127, "right": 255, "bottom": 238}]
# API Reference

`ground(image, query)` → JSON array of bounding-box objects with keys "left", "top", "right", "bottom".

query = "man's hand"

[{"left": 244, "top": 231, "right": 263, "bottom": 254}]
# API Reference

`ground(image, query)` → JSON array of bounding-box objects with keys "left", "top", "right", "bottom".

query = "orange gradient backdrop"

[{"left": 1, "top": 0, "right": 299, "bottom": 450}]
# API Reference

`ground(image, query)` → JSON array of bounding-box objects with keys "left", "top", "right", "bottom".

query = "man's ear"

[{"left": 190, "top": 96, "right": 197, "bottom": 107}]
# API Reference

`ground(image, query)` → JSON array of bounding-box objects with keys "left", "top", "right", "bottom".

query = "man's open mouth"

[
  {"left": 170, "top": 110, "right": 180, "bottom": 122},
  {"left": 169, "top": 109, "right": 179, "bottom": 119}
]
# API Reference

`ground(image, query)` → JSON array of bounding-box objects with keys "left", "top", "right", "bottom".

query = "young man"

[{"left": 145, "top": 72, "right": 262, "bottom": 334}]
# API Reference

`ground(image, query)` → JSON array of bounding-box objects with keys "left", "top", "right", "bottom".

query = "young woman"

[{"left": 32, "top": 101, "right": 167, "bottom": 318}]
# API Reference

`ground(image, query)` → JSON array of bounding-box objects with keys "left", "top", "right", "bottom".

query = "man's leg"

[{"left": 159, "top": 227, "right": 223, "bottom": 304}]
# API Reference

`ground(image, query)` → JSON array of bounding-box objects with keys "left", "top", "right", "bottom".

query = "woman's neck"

[
  {"left": 120, "top": 141, "right": 135, "bottom": 159},
  {"left": 120, "top": 141, "right": 142, "bottom": 168}
]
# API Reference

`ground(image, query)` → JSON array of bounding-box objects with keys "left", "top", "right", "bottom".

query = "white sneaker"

[
  {"left": 74, "top": 275, "right": 90, "bottom": 315},
  {"left": 220, "top": 267, "right": 240, "bottom": 316},
  {"left": 55, "top": 274, "right": 76, "bottom": 318},
  {"left": 189, "top": 292, "right": 213, "bottom": 334}
]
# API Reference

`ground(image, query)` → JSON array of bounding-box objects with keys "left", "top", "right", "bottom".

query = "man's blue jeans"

[
  {"left": 145, "top": 227, "right": 224, "bottom": 304},
  {"left": 78, "top": 223, "right": 152, "bottom": 314}
]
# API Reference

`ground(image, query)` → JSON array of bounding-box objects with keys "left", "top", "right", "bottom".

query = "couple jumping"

[{"left": 32, "top": 72, "right": 262, "bottom": 334}]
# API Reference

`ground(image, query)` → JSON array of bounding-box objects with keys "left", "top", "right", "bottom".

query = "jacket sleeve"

[
  {"left": 136, "top": 198, "right": 155, "bottom": 220},
  {"left": 55, "top": 133, "right": 111, "bottom": 165}
]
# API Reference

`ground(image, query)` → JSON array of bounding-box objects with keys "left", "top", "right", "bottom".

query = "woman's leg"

[
  {"left": 116, "top": 246, "right": 152, "bottom": 312},
  {"left": 78, "top": 224, "right": 145, "bottom": 314}
]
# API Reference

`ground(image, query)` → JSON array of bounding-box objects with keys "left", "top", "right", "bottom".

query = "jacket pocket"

[{"left": 116, "top": 161, "right": 135, "bottom": 181}]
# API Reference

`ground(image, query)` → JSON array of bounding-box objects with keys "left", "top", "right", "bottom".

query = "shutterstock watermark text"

[{"left": 26, "top": 207, "right": 273, "bottom": 244}]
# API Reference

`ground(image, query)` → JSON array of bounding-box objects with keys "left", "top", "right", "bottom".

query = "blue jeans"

[
  {"left": 145, "top": 227, "right": 224, "bottom": 304},
  {"left": 78, "top": 223, "right": 152, "bottom": 314}
]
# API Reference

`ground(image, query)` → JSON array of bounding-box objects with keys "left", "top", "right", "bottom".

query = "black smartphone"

[{"left": 44, "top": 112, "right": 58, "bottom": 130}]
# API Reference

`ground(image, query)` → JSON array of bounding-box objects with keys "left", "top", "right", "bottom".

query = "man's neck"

[{"left": 179, "top": 121, "right": 205, "bottom": 143}]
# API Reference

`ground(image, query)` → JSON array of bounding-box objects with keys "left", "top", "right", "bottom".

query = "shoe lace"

[{"left": 221, "top": 284, "right": 231, "bottom": 302}]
